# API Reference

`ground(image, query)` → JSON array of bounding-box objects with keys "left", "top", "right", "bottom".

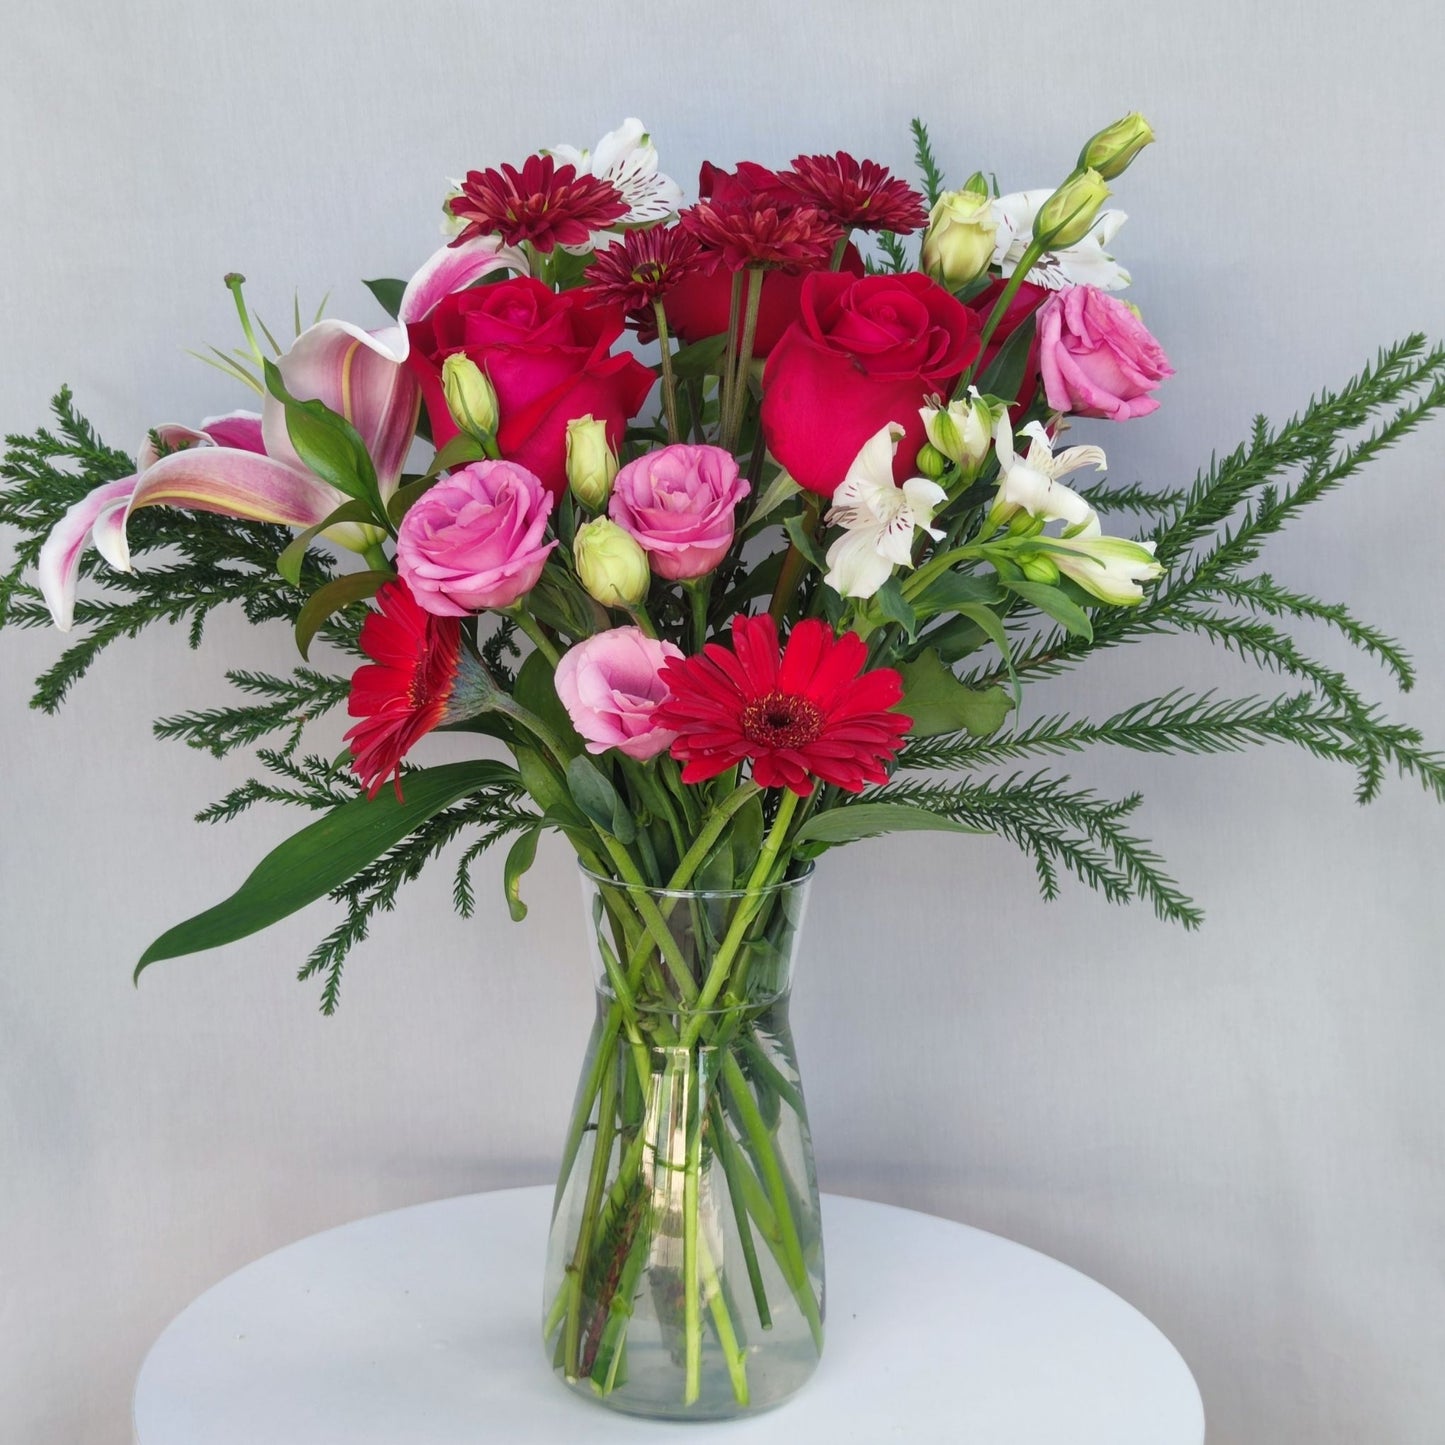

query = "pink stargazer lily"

[{"left": 39, "top": 237, "right": 525, "bottom": 632}]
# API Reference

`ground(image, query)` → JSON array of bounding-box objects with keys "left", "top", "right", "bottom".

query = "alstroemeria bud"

[
  {"left": 1032, "top": 168, "right": 1110, "bottom": 250},
  {"left": 920, "top": 189, "right": 998, "bottom": 291},
  {"left": 915, "top": 443, "right": 949, "bottom": 479},
  {"left": 574, "top": 517, "right": 650, "bottom": 608},
  {"left": 566, "top": 415, "right": 619, "bottom": 510},
  {"left": 1078, "top": 113, "right": 1155, "bottom": 181},
  {"left": 920, "top": 388, "right": 1000, "bottom": 477},
  {"left": 1017, "top": 551, "right": 1060, "bottom": 584},
  {"left": 441, "top": 354, "right": 499, "bottom": 443}
]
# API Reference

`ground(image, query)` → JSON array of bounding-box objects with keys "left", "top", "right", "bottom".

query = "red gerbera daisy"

[
  {"left": 680, "top": 200, "right": 841, "bottom": 273},
  {"left": 448, "top": 154, "right": 628, "bottom": 253},
  {"left": 779, "top": 152, "right": 930, "bottom": 234},
  {"left": 585, "top": 224, "right": 705, "bottom": 324},
  {"left": 654, "top": 615, "right": 911, "bottom": 795},
  {"left": 344, "top": 580, "right": 492, "bottom": 799}
]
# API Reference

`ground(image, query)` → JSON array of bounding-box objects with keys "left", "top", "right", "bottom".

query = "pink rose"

[
  {"left": 1037, "top": 285, "right": 1173, "bottom": 421},
  {"left": 554, "top": 627, "right": 683, "bottom": 761},
  {"left": 608, "top": 444, "right": 749, "bottom": 581},
  {"left": 396, "top": 460, "right": 555, "bottom": 616}
]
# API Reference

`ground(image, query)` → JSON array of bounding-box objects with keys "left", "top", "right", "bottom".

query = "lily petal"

[
  {"left": 37, "top": 477, "right": 138, "bottom": 631},
  {"left": 367, "top": 236, "right": 528, "bottom": 360},
  {"left": 198, "top": 410, "right": 265, "bottom": 453},
  {"left": 262, "top": 320, "right": 422, "bottom": 493},
  {"left": 137, "top": 424, "right": 215, "bottom": 473},
  {"left": 107, "top": 447, "right": 342, "bottom": 573}
]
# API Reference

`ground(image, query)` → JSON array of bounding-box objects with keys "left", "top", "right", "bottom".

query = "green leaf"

[
  {"left": 503, "top": 824, "right": 541, "bottom": 921},
  {"left": 135, "top": 760, "right": 520, "bottom": 974},
  {"left": 670, "top": 334, "right": 728, "bottom": 380},
  {"left": 277, "top": 500, "right": 381, "bottom": 585},
  {"left": 975, "top": 313, "right": 1038, "bottom": 405},
  {"left": 387, "top": 433, "right": 486, "bottom": 525},
  {"left": 897, "top": 648, "right": 1014, "bottom": 737},
  {"left": 748, "top": 470, "right": 802, "bottom": 528},
  {"left": 262, "top": 359, "right": 385, "bottom": 519},
  {"left": 565, "top": 756, "right": 636, "bottom": 843},
  {"left": 793, "top": 801, "right": 985, "bottom": 847},
  {"left": 955, "top": 600, "right": 1022, "bottom": 704},
  {"left": 514, "top": 651, "right": 584, "bottom": 759},
  {"left": 1003, "top": 580, "right": 1094, "bottom": 641},
  {"left": 295, "top": 569, "right": 391, "bottom": 659},
  {"left": 874, "top": 576, "right": 917, "bottom": 639},
  {"left": 912, "top": 570, "right": 1006, "bottom": 617},
  {"left": 783, "top": 513, "right": 826, "bottom": 568},
  {"left": 362, "top": 277, "right": 406, "bottom": 320}
]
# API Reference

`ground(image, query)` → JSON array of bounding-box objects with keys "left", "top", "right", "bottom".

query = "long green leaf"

[
  {"left": 793, "top": 801, "right": 985, "bottom": 847},
  {"left": 295, "top": 569, "right": 391, "bottom": 659},
  {"left": 136, "top": 760, "right": 520, "bottom": 974}
]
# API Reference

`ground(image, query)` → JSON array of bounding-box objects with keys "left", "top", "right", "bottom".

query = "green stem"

[
  {"left": 719, "top": 271, "right": 744, "bottom": 442},
  {"left": 712, "top": 1095, "right": 771, "bottom": 1329},
  {"left": 699, "top": 1224, "right": 750, "bottom": 1403},
  {"left": 767, "top": 493, "right": 821, "bottom": 624},
  {"left": 653, "top": 301, "right": 682, "bottom": 445},
  {"left": 361, "top": 540, "right": 391, "bottom": 573},
  {"left": 682, "top": 789, "right": 799, "bottom": 1046},
  {"left": 683, "top": 1064, "right": 703, "bottom": 1404},
  {"left": 955, "top": 238, "right": 1047, "bottom": 398},
  {"left": 725, "top": 268, "right": 765, "bottom": 450},
  {"left": 686, "top": 578, "right": 711, "bottom": 652},
  {"left": 505, "top": 606, "right": 562, "bottom": 667},
  {"left": 561, "top": 1050, "right": 617, "bottom": 1378}
]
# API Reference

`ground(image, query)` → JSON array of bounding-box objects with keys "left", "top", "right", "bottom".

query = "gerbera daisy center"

[{"left": 741, "top": 691, "right": 825, "bottom": 749}]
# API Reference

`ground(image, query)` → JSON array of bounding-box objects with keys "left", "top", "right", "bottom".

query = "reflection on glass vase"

[{"left": 543, "top": 867, "right": 823, "bottom": 1420}]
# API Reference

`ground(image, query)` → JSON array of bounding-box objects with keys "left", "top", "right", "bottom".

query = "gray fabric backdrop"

[{"left": 2, "top": 1, "right": 1442, "bottom": 1440}]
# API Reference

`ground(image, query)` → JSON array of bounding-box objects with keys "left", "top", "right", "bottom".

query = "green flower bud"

[
  {"left": 1032, "top": 168, "right": 1110, "bottom": 250},
  {"left": 565, "top": 415, "right": 618, "bottom": 511},
  {"left": 1078, "top": 112, "right": 1155, "bottom": 181},
  {"left": 921, "top": 390, "right": 1000, "bottom": 476},
  {"left": 441, "top": 354, "right": 499, "bottom": 443},
  {"left": 1017, "top": 552, "right": 1060, "bottom": 584},
  {"left": 574, "top": 518, "right": 649, "bottom": 608},
  {"left": 920, "top": 189, "right": 998, "bottom": 291},
  {"left": 961, "top": 170, "right": 990, "bottom": 197},
  {"left": 915, "top": 442, "right": 950, "bottom": 479}
]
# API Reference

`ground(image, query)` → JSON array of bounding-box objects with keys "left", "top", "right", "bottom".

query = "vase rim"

[{"left": 577, "top": 859, "right": 816, "bottom": 900}]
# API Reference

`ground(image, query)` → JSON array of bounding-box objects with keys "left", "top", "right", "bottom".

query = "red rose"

[
  {"left": 965, "top": 277, "right": 1049, "bottom": 408},
  {"left": 406, "top": 277, "right": 655, "bottom": 496},
  {"left": 760, "top": 272, "right": 982, "bottom": 496}
]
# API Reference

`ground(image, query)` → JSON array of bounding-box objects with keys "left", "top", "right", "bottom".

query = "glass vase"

[{"left": 542, "top": 866, "right": 824, "bottom": 1420}]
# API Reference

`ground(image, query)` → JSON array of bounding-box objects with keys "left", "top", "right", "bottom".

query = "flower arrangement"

[{"left": 3, "top": 113, "right": 1442, "bottom": 1418}]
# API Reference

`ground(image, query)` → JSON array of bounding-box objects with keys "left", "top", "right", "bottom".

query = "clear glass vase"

[{"left": 543, "top": 866, "right": 824, "bottom": 1420}]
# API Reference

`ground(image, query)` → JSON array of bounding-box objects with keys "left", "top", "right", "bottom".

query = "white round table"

[{"left": 133, "top": 1186, "right": 1204, "bottom": 1444}]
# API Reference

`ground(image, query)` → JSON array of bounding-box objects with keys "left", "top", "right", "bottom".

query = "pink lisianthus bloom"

[
  {"left": 554, "top": 626, "right": 683, "bottom": 761},
  {"left": 1037, "top": 285, "right": 1173, "bottom": 421},
  {"left": 396, "top": 460, "right": 556, "bottom": 616},
  {"left": 608, "top": 444, "right": 749, "bottom": 581}
]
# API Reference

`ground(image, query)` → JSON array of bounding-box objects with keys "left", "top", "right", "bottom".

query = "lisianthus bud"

[
  {"left": 566, "top": 415, "right": 619, "bottom": 510},
  {"left": 1078, "top": 113, "right": 1155, "bottom": 181},
  {"left": 1032, "top": 168, "right": 1110, "bottom": 250},
  {"left": 441, "top": 355, "right": 499, "bottom": 443},
  {"left": 961, "top": 170, "right": 990, "bottom": 197},
  {"left": 920, "top": 190, "right": 998, "bottom": 291},
  {"left": 574, "top": 518, "right": 650, "bottom": 608},
  {"left": 920, "top": 387, "right": 1000, "bottom": 476}
]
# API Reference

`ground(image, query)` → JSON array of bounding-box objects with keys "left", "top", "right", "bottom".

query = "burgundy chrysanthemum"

[
  {"left": 779, "top": 152, "right": 930, "bottom": 234},
  {"left": 585, "top": 225, "right": 705, "bottom": 325},
  {"left": 680, "top": 200, "right": 841, "bottom": 273},
  {"left": 448, "top": 154, "right": 628, "bottom": 253},
  {"left": 344, "top": 580, "right": 466, "bottom": 799},
  {"left": 654, "top": 615, "right": 912, "bottom": 795}
]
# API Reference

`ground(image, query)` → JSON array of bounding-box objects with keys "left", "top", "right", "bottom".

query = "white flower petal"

[{"left": 824, "top": 527, "right": 896, "bottom": 599}]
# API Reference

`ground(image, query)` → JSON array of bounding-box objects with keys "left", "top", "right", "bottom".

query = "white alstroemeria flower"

[
  {"left": 920, "top": 386, "right": 1000, "bottom": 472},
  {"left": 824, "top": 424, "right": 947, "bottom": 600},
  {"left": 549, "top": 118, "right": 684, "bottom": 251},
  {"left": 1047, "top": 531, "right": 1163, "bottom": 604},
  {"left": 991, "top": 413, "right": 1162, "bottom": 604},
  {"left": 992, "top": 415, "right": 1105, "bottom": 532},
  {"left": 991, "top": 188, "right": 1130, "bottom": 291}
]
